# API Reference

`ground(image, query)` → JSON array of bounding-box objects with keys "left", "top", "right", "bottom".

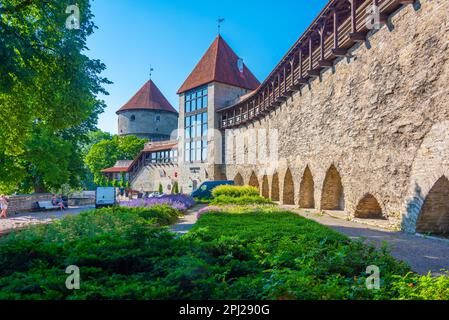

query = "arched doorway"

[
  {"left": 299, "top": 166, "right": 315, "bottom": 208},
  {"left": 234, "top": 173, "right": 244, "bottom": 186},
  {"left": 416, "top": 176, "right": 449, "bottom": 236},
  {"left": 283, "top": 168, "right": 295, "bottom": 205},
  {"left": 354, "top": 194, "right": 383, "bottom": 219},
  {"left": 271, "top": 172, "right": 280, "bottom": 201},
  {"left": 249, "top": 172, "right": 259, "bottom": 190},
  {"left": 321, "top": 165, "right": 345, "bottom": 210},
  {"left": 261, "top": 175, "right": 269, "bottom": 198}
]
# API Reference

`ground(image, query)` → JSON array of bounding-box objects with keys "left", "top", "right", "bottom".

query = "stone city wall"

[{"left": 223, "top": 0, "right": 449, "bottom": 233}]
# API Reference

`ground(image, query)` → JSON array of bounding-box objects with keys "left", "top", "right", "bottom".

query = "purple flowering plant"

[{"left": 121, "top": 195, "right": 196, "bottom": 212}]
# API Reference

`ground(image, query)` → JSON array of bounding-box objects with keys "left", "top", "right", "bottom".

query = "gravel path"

[
  {"left": 0, "top": 206, "right": 94, "bottom": 236},
  {"left": 282, "top": 206, "right": 449, "bottom": 276}
]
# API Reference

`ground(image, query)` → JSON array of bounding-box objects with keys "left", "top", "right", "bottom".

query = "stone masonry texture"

[{"left": 223, "top": 0, "right": 449, "bottom": 233}]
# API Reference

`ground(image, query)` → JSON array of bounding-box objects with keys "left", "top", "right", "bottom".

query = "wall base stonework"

[
  {"left": 8, "top": 194, "right": 54, "bottom": 214},
  {"left": 131, "top": 164, "right": 179, "bottom": 194}
]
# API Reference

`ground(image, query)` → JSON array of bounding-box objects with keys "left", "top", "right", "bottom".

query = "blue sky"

[{"left": 86, "top": 0, "right": 328, "bottom": 134}]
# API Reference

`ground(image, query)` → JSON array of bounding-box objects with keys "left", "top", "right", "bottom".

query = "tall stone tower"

[
  {"left": 117, "top": 80, "right": 179, "bottom": 141},
  {"left": 176, "top": 35, "right": 260, "bottom": 192}
]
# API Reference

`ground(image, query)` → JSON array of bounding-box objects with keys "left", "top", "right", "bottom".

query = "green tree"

[
  {"left": 85, "top": 135, "right": 147, "bottom": 185},
  {"left": 119, "top": 172, "right": 126, "bottom": 188},
  {"left": 158, "top": 183, "right": 163, "bottom": 194},
  {"left": 0, "top": 0, "right": 111, "bottom": 193},
  {"left": 172, "top": 181, "right": 179, "bottom": 195},
  {"left": 81, "top": 130, "right": 113, "bottom": 157}
]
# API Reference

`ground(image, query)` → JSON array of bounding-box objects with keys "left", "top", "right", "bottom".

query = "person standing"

[
  {"left": 0, "top": 195, "right": 9, "bottom": 218},
  {"left": 0, "top": 195, "right": 4, "bottom": 218}
]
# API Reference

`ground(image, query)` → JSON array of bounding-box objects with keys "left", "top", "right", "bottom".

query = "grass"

[{"left": 0, "top": 205, "right": 447, "bottom": 300}]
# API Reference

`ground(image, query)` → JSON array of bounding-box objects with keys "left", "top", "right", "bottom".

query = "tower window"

[
  {"left": 156, "top": 116, "right": 161, "bottom": 122},
  {"left": 184, "top": 86, "right": 208, "bottom": 163},
  {"left": 130, "top": 115, "right": 136, "bottom": 121},
  {"left": 185, "top": 86, "right": 208, "bottom": 113},
  {"left": 184, "top": 112, "right": 208, "bottom": 163}
]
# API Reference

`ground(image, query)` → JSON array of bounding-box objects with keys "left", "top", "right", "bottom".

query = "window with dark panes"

[{"left": 184, "top": 86, "right": 208, "bottom": 162}]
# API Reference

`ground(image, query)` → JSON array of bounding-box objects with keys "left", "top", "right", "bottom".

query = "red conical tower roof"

[
  {"left": 117, "top": 79, "right": 177, "bottom": 114},
  {"left": 177, "top": 35, "right": 260, "bottom": 94}
]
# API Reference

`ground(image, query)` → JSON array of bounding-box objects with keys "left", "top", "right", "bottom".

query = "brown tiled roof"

[
  {"left": 177, "top": 35, "right": 260, "bottom": 94},
  {"left": 127, "top": 141, "right": 179, "bottom": 171},
  {"left": 143, "top": 142, "right": 178, "bottom": 153},
  {"left": 114, "top": 160, "right": 134, "bottom": 168},
  {"left": 117, "top": 80, "right": 177, "bottom": 114},
  {"left": 101, "top": 167, "right": 130, "bottom": 173}
]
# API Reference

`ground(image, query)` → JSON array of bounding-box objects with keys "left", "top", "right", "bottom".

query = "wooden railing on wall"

[{"left": 219, "top": 0, "right": 414, "bottom": 129}]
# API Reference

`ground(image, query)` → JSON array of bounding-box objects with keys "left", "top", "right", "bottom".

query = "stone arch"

[
  {"left": 261, "top": 175, "right": 269, "bottom": 198},
  {"left": 271, "top": 172, "right": 280, "bottom": 201},
  {"left": 321, "top": 165, "right": 345, "bottom": 210},
  {"left": 403, "top": 121, "right": 449, "bottom": 233},
  {"left": 248, "top": 172, "right": 260, "bottom": 190},
  {"left": 283, "top": 168, "right": 295, "bottom": 205},
  {"left": 234, "top": 173, "right": 244, "bottom": 186},
  {"left": 299, "top": 166, "right": 315, "bottom": 208},
  {"left": 355, "top": 194, "right": 384, "bottom": 219},
  {"left": 416, "top": 176, "right": 449, "bottom": 236}
]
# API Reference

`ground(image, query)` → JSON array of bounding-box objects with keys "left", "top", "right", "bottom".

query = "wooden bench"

[{"left": 37, "top": 201, "right": 61, "bottom": 211}]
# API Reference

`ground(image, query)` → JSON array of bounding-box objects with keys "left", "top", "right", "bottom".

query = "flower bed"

[
  {"left": 196, "top": 206, "right": 222, "bottom": 220},
  {"left": 120, "top": 194, "right": 196, "bottom": 212}
]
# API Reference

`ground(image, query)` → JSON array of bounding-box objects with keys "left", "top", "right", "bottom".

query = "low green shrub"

[
  {"left": 194, "top": 197, "right": 211, "bottom": 204},
  {"left": 0, "top": 205, "right": 447, "bottom": 300},
  {"left": 210, "top": 195, "right": 273, "bottom": 205},
  {"left": 212, "top": 185, "right": 260, "bottom": 198},
  {"left": 132, "top": 205, "right": 182, "bottom": 226}
]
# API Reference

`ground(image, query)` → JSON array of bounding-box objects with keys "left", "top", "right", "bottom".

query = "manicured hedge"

[
  {"left": 0, "top": 206, "right": 447, "bottom": 299},
  {"left": 210, "top": 186, "right": 272, "bottom": 205},
  {"left": 212, "top": 185, "right": 260, "bottom": 198},
  {"left": 210, "top": 195, "right": 273, "bottom": 205}
]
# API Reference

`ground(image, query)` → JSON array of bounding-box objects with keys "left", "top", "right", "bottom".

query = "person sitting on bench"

[{"left": 52, "top": 194, "right": 66, "bottom": 211}]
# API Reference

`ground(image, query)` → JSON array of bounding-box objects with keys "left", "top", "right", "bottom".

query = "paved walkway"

[
  {"left": 0, "top": 206, "right": 94, "bottom": 236},
  {"left": 281, "top": 206, "right": 449, "bottom": 276},
  {"left": 170, "top": 204, "right": 207, "bottom": 235}
]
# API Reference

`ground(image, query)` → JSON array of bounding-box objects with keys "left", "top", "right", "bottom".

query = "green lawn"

[{"left": 0, "top": 205, "right": 447, "bottom": 300}]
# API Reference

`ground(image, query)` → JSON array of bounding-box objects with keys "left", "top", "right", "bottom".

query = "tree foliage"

[
  {"left": 85, "top": 135, "right": 147, "bottom": 185},
  {"left": 158, "top": 183, "right": 163, "bottom": 194},
  {"left": 0, "top": 0, "right": 111, "bottom": 193}
]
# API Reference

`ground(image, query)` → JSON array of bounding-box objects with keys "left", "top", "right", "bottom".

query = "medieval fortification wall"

[{"left": 224, "top": 0, "right": 449, "bottom": 233}]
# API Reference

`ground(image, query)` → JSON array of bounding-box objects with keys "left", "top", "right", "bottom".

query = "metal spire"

[
  {"left": 149, "top": 65, "right": 154, "bottom": 80},
  {"left": 218, "top": 18, "right": 225, "bottom": 35}
]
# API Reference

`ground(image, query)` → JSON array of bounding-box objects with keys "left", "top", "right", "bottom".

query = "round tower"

[{"left": 117, "top": 80, "right": 178, "bottom": 141}]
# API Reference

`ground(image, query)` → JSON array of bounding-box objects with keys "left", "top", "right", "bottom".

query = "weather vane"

[
  {"left": 218, "top": 18, "right": 225, "bottom": 35},
  {"left": 149, "top": 65, "right": 154, "bottom": 80}
]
